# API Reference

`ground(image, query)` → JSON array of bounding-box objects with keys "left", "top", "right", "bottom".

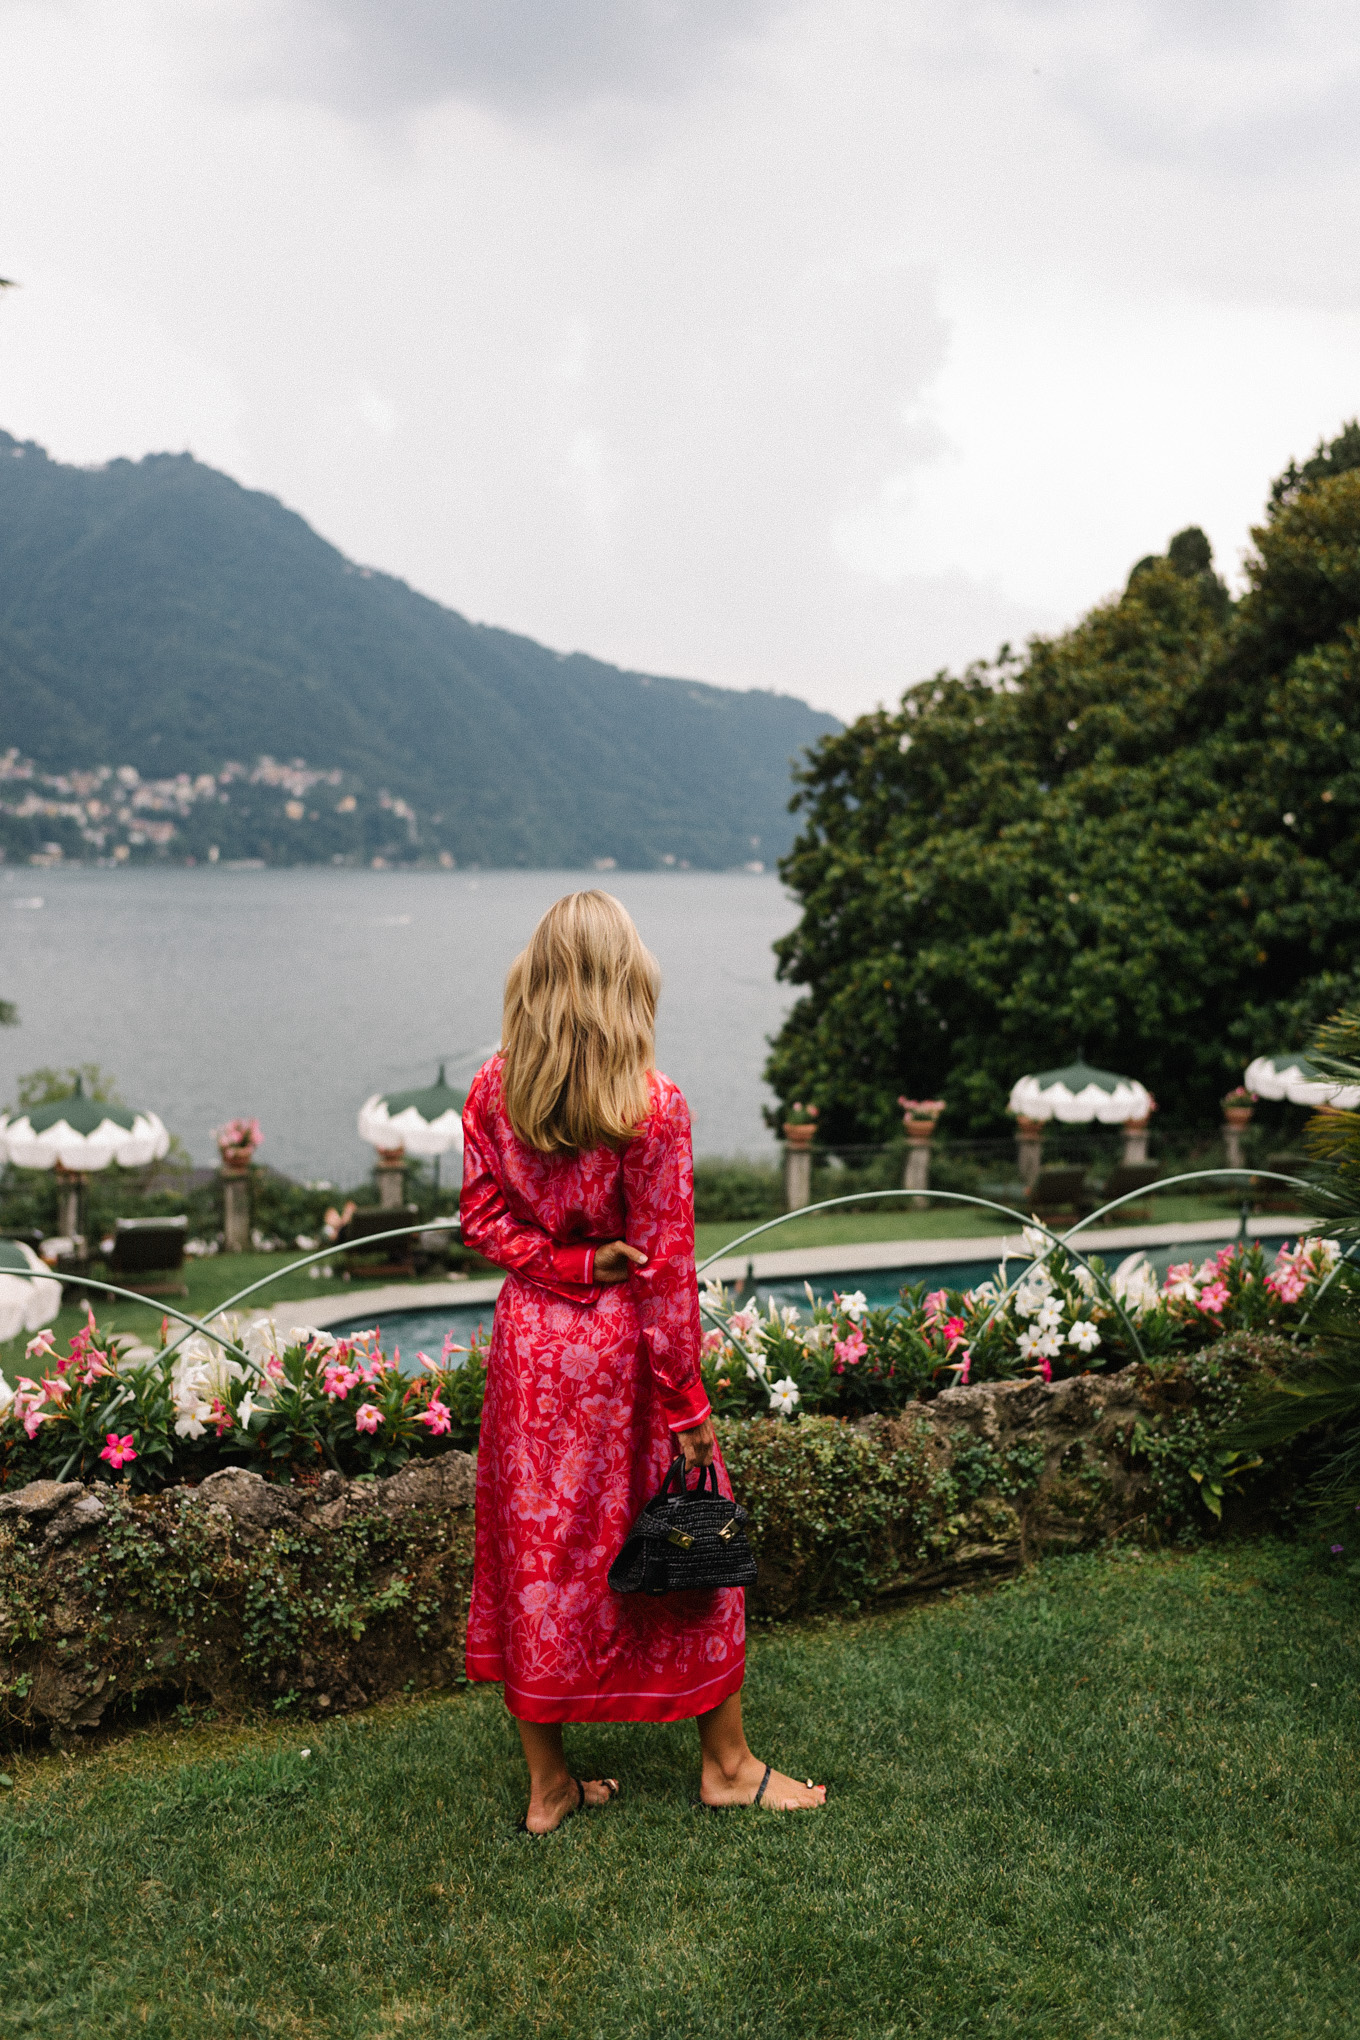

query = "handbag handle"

[{"left": 665, "top": 1454, "right": 719, "bottom": 1498}]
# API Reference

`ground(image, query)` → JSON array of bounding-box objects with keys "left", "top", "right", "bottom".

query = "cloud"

[{"left": 253, "top": 0, "right": 793, "bottom": 115}]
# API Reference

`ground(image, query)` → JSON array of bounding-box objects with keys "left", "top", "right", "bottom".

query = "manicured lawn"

[{"left": 1, "top": 1538, "right": 1355, "bottom": 2038}]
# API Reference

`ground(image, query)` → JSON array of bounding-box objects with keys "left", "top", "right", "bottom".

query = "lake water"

[{"left": 0, "top": 867, "right": 800, "bottom": 1181}]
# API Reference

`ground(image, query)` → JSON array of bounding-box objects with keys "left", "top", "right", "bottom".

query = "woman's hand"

[
  {"left": 594, "top": 1240, "right": 648, "bottom": 1284},
  {"left": 675, "top": 1415, "right": 717, "bottom": 1468}
]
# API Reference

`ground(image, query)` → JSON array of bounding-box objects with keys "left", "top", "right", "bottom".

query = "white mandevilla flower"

[
  {"left": 802, "top": 1323, "right": 832, "bottom": 1350},
  {"left": 237, "top": 1390, "right": 261, "bottom": 1429},
  {"left": 1112, "top": 1253, "right": 1160, "bottom": 1318},
  {"left": 768, "top": 1376, "right": 801, "bottom": 1416},
  {"left": 0, "top": 1374, "right": 12, "bottom": 1416},
  {"left": 745, "top": 1351, "right": 769, "bottom": 1382},
  {"left": 1021, "top": 1225, "right": 1053, "bottom": 1259},
  {"left": 836, "top": 1291, "right": 868, "bottom": 1322},
  {"left": 1036, "top": 1297, "right": 1065, "bottom": 1332},
  {"left": 1017, "top": 1329, "right": 1047, "bottom": 1362},
  {"left": 778, "top": 1304, "right": 802, "bottom": 1330},
  {"left": 1067, "top": 1320, "right": 1101, "bottom": 1354},
  {"left": 1073, "top": 1264, "right": 1097, "bottom": 1297},
  {"left": 1036, "top": 1329, "right": 1064, "bottom": 1359}
]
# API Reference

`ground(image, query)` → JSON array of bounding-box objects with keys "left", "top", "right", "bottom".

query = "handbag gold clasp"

[
  {"left": 667, "top": 1530, "right": 694, "bottom": 1550},
  {"left": 717, "top": 1518, "right": 738, "bottom": 1542}
]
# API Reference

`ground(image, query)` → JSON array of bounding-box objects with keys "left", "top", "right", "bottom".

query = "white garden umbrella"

[
  {"left": 357, "top": 1065, "right": 466, "bottom": 1159},
  {"left": 1244, "top": 1053, "right": 1360, "bottom": 1110},
  {"left": 0, "top": 1078, "right": 170, "bottom": 1171},
  {"left": 1008, "top": 1059, "right": 1154, "bottom": 1125},
  {"left": 0, "top": 1238, "right": 61, "bottom": 1345}
]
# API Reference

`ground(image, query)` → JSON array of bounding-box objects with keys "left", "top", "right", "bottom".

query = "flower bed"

[
  {"left": 698, "top": 1233, "right": 1337, "bottom": 1421},
  {"left": 0, "top": 1235, "right": 1334, "bottom": 1498},
  {"left": 0, "top": 1315, "right": 489, "bottom": 1496}
]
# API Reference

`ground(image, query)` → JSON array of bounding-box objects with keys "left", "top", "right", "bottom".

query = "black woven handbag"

[{"left": 607, "top": 1456, "right": 758, "bottom": 1595}]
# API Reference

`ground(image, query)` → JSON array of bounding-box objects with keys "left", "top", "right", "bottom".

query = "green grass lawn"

[{"left": 1, "top": 1537, "right": 1355, "bottom": 2039}]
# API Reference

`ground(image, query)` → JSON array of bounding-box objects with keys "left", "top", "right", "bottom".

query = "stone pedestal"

[
  {"left": 903, "top": 1125, "right": 934, "bottom": 1208},
  {"left": 1014, "top": 1116, "right": 1045, "bottom": 1190},
  {"left": 1122, "top": 1117, "right": 1151, "bottom": 1165},
  {"left": 783, "top": 1145, "right": 812, "bottom": 1212},
  {"left": 221, "top": 1169, "right": 251, "bottom": 1254},
  {"left": 376, "top": 1156, "right": 406, "bottom": 1209},
  {"left": 1222, "top": 1109, "right": 1252, "bottom": 1172},
  {"left": 53, "top": 1168, "right": 85, "bottom": 1245},
  {"left": 782, "top": 1124, "right": 814, "bottom": 1212}
]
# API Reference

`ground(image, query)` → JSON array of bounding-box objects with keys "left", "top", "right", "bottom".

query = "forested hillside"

[
  {"left": 767, "top": 425, "right": 1360, "bottom": 1134},
  {"left": 0, "top": 432, "right": 838, "bottom": 869}
]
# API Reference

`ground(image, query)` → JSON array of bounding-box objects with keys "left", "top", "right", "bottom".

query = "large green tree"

[{"left": 767, "top": 435, "right": 1360, "bottom": 1140}]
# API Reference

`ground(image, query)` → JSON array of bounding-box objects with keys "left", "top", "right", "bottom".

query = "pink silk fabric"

[{"left": 460, "top": 1055, "right": 746, "bottom": 1722}]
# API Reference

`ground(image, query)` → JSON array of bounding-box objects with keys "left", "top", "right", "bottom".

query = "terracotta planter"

[
  {"left": 218, "top": 1144, "right": 255, "bottom": 1174},
  {"left": 376, "top": 1145, "right": 406, "bottom": 1167},
  {"left": 1223, "top": 1107, "right": 1253, "bottom": 1131},
  {"left": 904, "top": 1118, "right": 938, "bottom": 1143},
  {"left": 1014, "top": 1116, "right": 1046, "bottom": 1139},
  {"left": 782, "top": 1123, "right": 816, "bottom": 1149}
]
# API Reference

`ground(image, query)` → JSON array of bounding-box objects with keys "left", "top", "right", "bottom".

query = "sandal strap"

[
  {"left": 752, "top": 1763, "right": 773, "bottom": 1807},
  {"left": 570, "top": 1775, "right": 585, "bottom": 1811}
]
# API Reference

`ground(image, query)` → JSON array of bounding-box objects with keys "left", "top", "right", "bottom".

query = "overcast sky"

[{"left": 3, "top": 0, "right": 1359, "bottom": 722}]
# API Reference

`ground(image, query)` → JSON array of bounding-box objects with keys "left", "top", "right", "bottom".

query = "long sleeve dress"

[{"left": 460, "top": 1054, "right": 746, "bottom": 1723}]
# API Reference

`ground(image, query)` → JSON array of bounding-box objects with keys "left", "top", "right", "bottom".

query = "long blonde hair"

[{"left": 501, "top": 890, "right": 659, "bottom": 1153}]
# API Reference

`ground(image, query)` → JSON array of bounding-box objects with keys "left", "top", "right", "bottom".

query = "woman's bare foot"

[
  {"left": 700, "top": 1751, "right": 825, "bottom": 1811},
  {"left": 522, "top": 1774, "right": 619, "bottom": 1835}
]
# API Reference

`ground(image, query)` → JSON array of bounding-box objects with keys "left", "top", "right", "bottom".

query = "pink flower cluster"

[{"left": 1264, "top": 1239, "right": 1329, "bottom": 1305}]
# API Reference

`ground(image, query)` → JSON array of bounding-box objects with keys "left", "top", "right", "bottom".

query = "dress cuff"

[
  {"left": 552, "top": 1242, "right": 597, "bottom": 1286},
  {"left": 660, "top": 1376, "right": 713, "bottom": 1432}
]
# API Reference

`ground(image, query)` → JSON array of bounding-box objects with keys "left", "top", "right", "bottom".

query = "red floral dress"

[{"left": 460, "top": 1054, "right": 746, "bottom": 1723}]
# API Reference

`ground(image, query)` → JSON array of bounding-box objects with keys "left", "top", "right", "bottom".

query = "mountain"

[{"left": 0, "top": 431, "right": 839, "bottom": 869}]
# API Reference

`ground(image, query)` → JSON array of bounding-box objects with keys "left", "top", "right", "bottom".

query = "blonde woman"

[{"left": 460, "top": 891, "right": 825, "bottom": 1832}]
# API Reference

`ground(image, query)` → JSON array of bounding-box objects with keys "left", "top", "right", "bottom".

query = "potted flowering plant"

[
  {"left": 782, "top": 1102, "right": 818, "bottom": 1148},
  {"left": 215, "top": 1117, "right": 262, "bottom": 1172},
  {"left": 898, "top": 1096, "right": 945, "bottom": 1142},
  {"left": 1222, "top": 1086, "right": 1257, "bottom": 1129}
]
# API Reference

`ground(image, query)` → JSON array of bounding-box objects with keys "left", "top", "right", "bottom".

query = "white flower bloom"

[
  {"left": 1017, "top": 1329, "right": 1047, "bottom": 1361},
  {"left": 1021, "top": 1225, "right": 1053, "bottom": 1259},
  {"left": 802, "top": 1323, "right": 832, "bottom": 1350},
  {"left": 745, "top": 1351, "right": 769, "bottom": 1382},
  {"left": 174, "top": 1405, "right": 210, "bottom": 1440},
  {"left": 1163, "top": 1271, "right": 1199, "bottom": 1303},
  {"left": 1112, "top": 1253, "right": 1160, "bottom": 1318},
  {"left": 1067, "top": 1320, "right": 1101, "bottom": 1353},
  {"left": 1036, "top": 1297, "right": 1065, "bottom": 1331},
  {"left": 836, "top": 1290, "right": 868, "bottom": 1321},
  {"left": 768, "top": 1376, "right": 801, "bottom": 1416},
  {"left": 237, "top": 1391, "right": 260, "bottom": 1429},
  {"left": 779, "top": 1304, "right": 802, "bottom": 1329},
  {"left": 1036, "top": 1329, "right": 1064, "bottom": 1359},
  {"left": 1074, "top": 1264, "right": 1097, "bottom": 1297},
  {"left": 969, "top": 1281, "right": 999, "bottom": 1306},
  {"left": 0, "top": 1374, "right": 12, "bottom": 1415}
]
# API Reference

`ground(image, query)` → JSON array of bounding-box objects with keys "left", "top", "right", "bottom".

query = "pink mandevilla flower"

[
  {"left": 323, "top": 1365, "right": 358, "bottom": 1401},
  {"left": 1197, "top": 1282, "right": 1230, "bottom": 1316},
  {"left": 1033, "top": 1355, "right": 1053, "bottom": 1383},
  {"left": 354, "top": 1403, "right": 382, "bottom": 1435},
  {"left": 954, "top": 1351, "right": 972, "bottom": 1385},
  {"left": 833, "top": 1329, "right": 867, "bottom": 1368},
  {"left": 701, "top": 1329, "right": 724, "bottom": 1355},
  {"left": 419, "top": 1398, "right": 452, "bottom": 1435},
  {"left": 942, "top": 1316, "right": 968, "bottom": 1349},
  {"left": 922, "top": 1289, "right": 949, "bottom": 1324},
  {"left": 24, "top": 1328, "right": 56, "bottom": 1363},
  {"left": 100, "top": 1432, "right": 137, "bottom": 1468}
]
